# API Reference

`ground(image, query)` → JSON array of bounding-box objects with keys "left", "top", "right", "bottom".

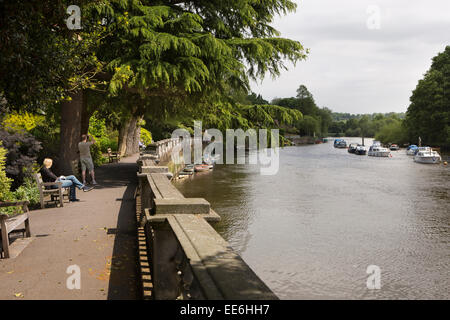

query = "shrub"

[
  {"left": 13, "top": 176, "right": 40, "bottom": 208},
  {"left": 89, "top": 112, "right": 107, "bottom": 138},
  {"left": 90, "top": 142, "right": 107, "bottom": 167},
  {"left": 141, "top": 128, "right": 152, "bottom": 146},
  {"left": 0, "top": 143, "right": 15, "bottom": 215},
  {"left": 2, "top": 112, "right": 44, "bottom": 132},
  {"left": 0, "top": 128, "right": 42, "bottom": 189},
  {"left": 98, "top": 136, "right": 118, "bottom": 153},
  {"left": 0, "top": 143, "right": 12, "bottom": 201}
]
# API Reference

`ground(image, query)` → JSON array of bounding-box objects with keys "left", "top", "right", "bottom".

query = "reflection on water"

[{"left": 173, "top": 138, "right": 450, "bottom": 299}]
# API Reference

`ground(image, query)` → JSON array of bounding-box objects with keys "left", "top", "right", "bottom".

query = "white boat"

[
  {"left": 368, "top": 145, "right": 390, "bottom": 157},
  {"left": 414, "top": 149, "right": 441, "bottom": 164},
  {"left": 355, "top": 145, "right": 367, "bottom": 155}
]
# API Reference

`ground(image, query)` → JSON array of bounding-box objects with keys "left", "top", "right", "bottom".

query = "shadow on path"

[{"left": 96, "top": 160, "right": 141, "bottom": 299}]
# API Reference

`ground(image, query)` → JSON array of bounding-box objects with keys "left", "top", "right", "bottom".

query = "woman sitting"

[{"left": 40, "top": 158, "right": 93, "bottom": 202}]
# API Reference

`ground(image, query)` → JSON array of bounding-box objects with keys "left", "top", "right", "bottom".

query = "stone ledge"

[
  {"left": 154, "top": 198, "right": 210, "bottom": 214},
  {"left": 144, "top": 208, "right": 221, "bottom": 224},
  {"left": 140, "top": 166, "right": 169, "bottom": 174}
]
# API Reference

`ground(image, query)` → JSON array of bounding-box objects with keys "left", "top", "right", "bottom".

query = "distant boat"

[
  {"left": 348, "top": 143, "right": 357, "bottom": 153},
  {"left": 406, "top": 145, "right": 419, "bottom": 155},
  {"left": 183, "top": 164, "right": 195, "bottom": 172},
  {"left": 334, "top": 139, "right": 347, "bottom": 148},
  {"left": 368, "top": 144, "right": 390, "bottom": 157},
  {"left": 390, "top": 144, "right": 400, "bottom": 151},
  {"left": 355, "top": 145, "right": 367, "bottom": 155},
  {"left": 414, "top": 149, "right": 441, "bottom": 164},
  {"left": 194, "top": 164, "right": 211, "bottom": 172}
]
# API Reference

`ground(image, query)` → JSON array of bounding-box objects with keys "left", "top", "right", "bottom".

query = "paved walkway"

[{"left": 0, "top": 155, "right": 140, "bottom": 300}]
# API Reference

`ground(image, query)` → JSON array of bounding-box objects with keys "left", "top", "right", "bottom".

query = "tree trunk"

[
  {"left": 59, "top": 90, "right": 84, "bottom": 174},
  {"left": 118, "top": 118, "right": 131, "bottom": 156},
  {"left": 132, "top": 115, "right": 143, "bottom": 154},
  {"left": 125, "top": 116, "right": 139, "bottom": 156}
]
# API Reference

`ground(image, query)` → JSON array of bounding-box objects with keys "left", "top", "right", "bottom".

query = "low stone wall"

[{"left": 135, "top": 156, "right": 278, "bottom": 300}]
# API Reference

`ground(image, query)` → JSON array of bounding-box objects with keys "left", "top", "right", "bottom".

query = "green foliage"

[
  {"left": 90, "top": 143, "right": 108, "bottom": 167},
  {"left": 271, "top": 85, "right": 331, "bottom": 137},
  {"left": 88, "top": 111, "right": 119, "bottom": 152},
  {"left": 375, "top": 120, "right": 408, "bottom": 145},
  {"left": 0, "top": 1, "right": 108, "bottom": 111},
  {"left": 2, "top": 112, "right": 44, "bottom": 132},
  {"left": 88, "top": 112, "right": 107, "bottom": 138},
  {"left": 0, "top": 143, "right": 12, "bottom": 201},
  {"left": 405, "top": 46, "right": 450, "bottom": 149},
  {"left": 12, "top": 177, "right": 40, "bottom": 207},
  {"left": 140, "top": 128, "right": 152, "bottom": 146},
  {"left": 97, "top": 0, "right": 306, "bottom": 106}
]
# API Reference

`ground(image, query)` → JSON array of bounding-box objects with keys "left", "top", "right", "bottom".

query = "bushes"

[
  {"left": 0, "top": 128, "right": 42, "bottom": 189},
  {"left": 90, "top": 142, "right": 108, "bottom": 167},
  {"left": 2, "top": 112, "right": 44, "bottom": 132},
  {"left": 89, "top": 111, "right": 119, "bottom": 152},
  {"left": 0, "top": 144, "right": 36, "bottom": 216},
  {"left": 0, "top": 143, "right": 12, "bottom": 201},
  {"left": 13, "top": 177, "right": 40, "bottom": 207},
  {"left": 140, "top": 128, "right": 152, "bottom": 146}
]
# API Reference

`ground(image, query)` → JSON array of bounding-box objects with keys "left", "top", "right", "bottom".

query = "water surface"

[{"left": 174, "top": 138, "right": 450, "bottom": 299}]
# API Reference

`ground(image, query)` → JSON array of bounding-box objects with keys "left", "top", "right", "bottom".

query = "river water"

[{"left": 173, "top": 137, "right": 449, "bottom": 299}]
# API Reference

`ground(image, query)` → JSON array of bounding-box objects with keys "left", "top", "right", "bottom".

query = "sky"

[{"left": 249, "top": 0, "right": 450, "bottom": 114}]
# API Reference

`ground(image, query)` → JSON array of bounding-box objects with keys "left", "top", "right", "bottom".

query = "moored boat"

[
  {"left": 390, "top": 144, "right": 399, "bottom": 151},
  {"left": 348, "top": 143, "right": 357, "bottom": 153},
  {"left": 194, "top": 164, "right": 211, "bottom": 172},
  {"left": 334, "top": 139, "right": 347, "bottom": 148},
  {"left": 414, "top": 149, "right": 441, "bottom": 164},
  {"left": 183, "top": 164, "right": 195, "bottom": 172},
  {"left": 368, "top": 144, "right": 390, "bottom": 157},
  {"left": 355, "top": 145, "right": 367, "bottom": 155}
]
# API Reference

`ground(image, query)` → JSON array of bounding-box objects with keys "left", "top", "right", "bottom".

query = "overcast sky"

[{"left": 249, "top": 0, "right": 450, "bottom": 114}]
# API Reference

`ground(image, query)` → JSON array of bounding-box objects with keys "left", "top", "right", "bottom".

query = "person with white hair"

[{"left": 40, "top": 158, "right": 93, "bottom": 202}]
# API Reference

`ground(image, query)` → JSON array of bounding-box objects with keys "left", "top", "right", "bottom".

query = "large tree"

[{"left": 405, "top": 46, "right": 450, "bottom": 148}]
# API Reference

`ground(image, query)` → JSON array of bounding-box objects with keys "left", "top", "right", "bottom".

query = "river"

[{"left": 173, "top": 137, "right": 449, "bottom": 299}]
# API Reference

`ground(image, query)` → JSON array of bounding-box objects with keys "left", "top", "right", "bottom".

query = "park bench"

[
  {"left": 34, "top": 173, "right": 68, "bottom": 209},
  {"left": 0, "top": 201, "right": 31, "bottom": 259},
  {"left": 107, "top": 148, "right": 121, "bottom": 163}
]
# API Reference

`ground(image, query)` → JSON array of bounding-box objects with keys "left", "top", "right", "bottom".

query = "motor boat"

[
  {"left": 334, "top": 139, "right": 347, "bottom": 148},
  {"left": 390, "top": 144, "right": 400, "bottom": 151},
  {"left": 406, "top": 145, "right": 419, "bottom": 155},
  {"left": 334, "top": 139, "right": 343, "bottom": 147},
  {"left": 414, "top": 149, "right": 441, "bottom": 164},
  {"left": 194, "top": 164, "right": 211, "bottom": 172},
  {"left": 355, "top": 145, "right": 367, "bottom": 155},
  {"left": 368, "top": 144, "right": 390, "bottom": 157},
  {"left": 348, "top": 143, "right": 357, "bottom": 153},
  {"left": 183, "top": 164, "right": 195, "bottom": 172}
]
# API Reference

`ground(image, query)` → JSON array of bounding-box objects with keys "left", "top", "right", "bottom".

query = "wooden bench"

[
  {"left": 34, "top": 173, "right": 69, "bottom": 209},
  {"left": 107, "top": 148, "right": 121, "bottom": 163},
  {"left": 0, "top": 201, "right": 31, "bottom": 259}
]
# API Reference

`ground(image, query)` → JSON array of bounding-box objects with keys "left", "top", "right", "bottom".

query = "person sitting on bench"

[{"left": 40, "top": 158, "right": 94, "bottom": 202}]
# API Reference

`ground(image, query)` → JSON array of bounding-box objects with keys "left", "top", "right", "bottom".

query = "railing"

[
  {"left": 136, "top": 157, "right": 278, "bottom": 300},
  {"left": 144, "top": 138, "right": 181, "bottom": 160}
]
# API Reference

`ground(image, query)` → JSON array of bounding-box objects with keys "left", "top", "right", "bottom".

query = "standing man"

[{"left": 78, "top": 134, "right": 98, "bottom": 185}]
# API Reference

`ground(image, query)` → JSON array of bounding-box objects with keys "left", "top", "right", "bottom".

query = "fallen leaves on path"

[{"left": 14, "top": 293, "right": 24, "bottom": 298}]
